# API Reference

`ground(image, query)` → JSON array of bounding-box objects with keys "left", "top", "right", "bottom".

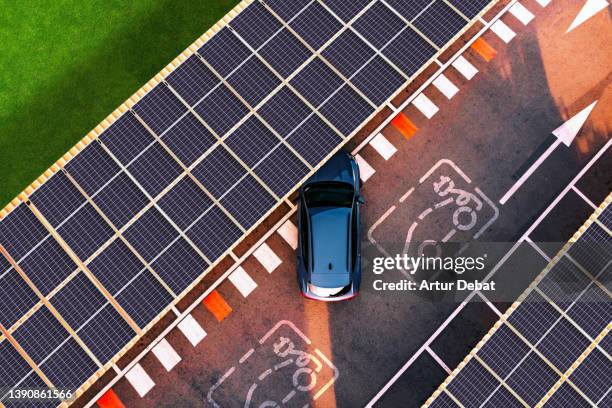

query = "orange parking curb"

[
  {"left": 471, "top": 37, "right": 497, "bottom": 62},
  {"left": 391, "top": 113, "right": 419, "bottom": 140},
  {"left": 203, "top": 290, "right": 233, "bottom": 322},
  {"left": 97, "top": 389, "right": 125, "bottom": 408}
]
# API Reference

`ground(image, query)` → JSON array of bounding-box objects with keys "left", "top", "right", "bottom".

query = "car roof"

[{"left": 309, "top": 206, "right": 350, "bottom": 277}]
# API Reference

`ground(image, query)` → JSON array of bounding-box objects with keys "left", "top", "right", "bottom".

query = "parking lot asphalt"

[{"left": 107, "top": 1, "right": 611, "bottom": 407}]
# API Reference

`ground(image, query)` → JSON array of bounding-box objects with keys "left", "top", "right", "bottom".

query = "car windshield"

[{"left": 304, "top": 182, "right": 353, "bottom": 208}]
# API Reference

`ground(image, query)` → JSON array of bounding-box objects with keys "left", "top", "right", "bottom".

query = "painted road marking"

[
  {"left": 228, "top": 266, "right": 258, "bottom": 298},
  {"left": 509, "top": 2, "right": 535, "bottom": 25},
  {"left": 151, "top": 338, "right": 181, "bottom": 372},
  {"left": 97, "top": 389, "right": 125, "bottom": 408},
  {"left": 391, "top": 113, "right": 419, "bottom": 140},
  {"left": 355, "top": 154, "right": 376, "bottom": 182},
  {"left": 177, "top": 314, "right": 207, "bottom": 346},
  {"left": 203, "top": 290, "right": 233, "bottom": 321},
  {"left": 370, "top": 133, "right": 397, "bottom": 160},
  {"left": 567, "top": 0, "right": 608, "bottom": 32},
  {"left": 412, "top": 93, "right": 439, "bottom": 119},
  {"left": 432, "top": 74, "right": 459, "bottom": 99},
  {"left": 253, "top": 243, "right": 282, "bottom": 273},
  {"left": 536, "top": 0, "right": 552, "bottom": 6},
  {"left": 471, "top": 37, "right": 497, "bottom": 62},
  {"left": 451, "top": 56, "right": 478, "bottom": 80},
  {"left": 277, "top": 219, "right": 298, "bottom": 250},
  {"left": 490, "top": 20, "right": 516, "bottom": 43},
  {"left": 125, "top": 363, "right": 155, "bottom": 398}
]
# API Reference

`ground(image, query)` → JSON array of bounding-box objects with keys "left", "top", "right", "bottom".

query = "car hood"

[{"left": 307, "top": 152, "right": 355, "bottom": 185}]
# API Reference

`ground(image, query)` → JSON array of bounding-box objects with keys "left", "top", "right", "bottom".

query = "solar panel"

[
  {"left": 506, "top": 291, "right": 561, "bottom": 344},
  {"left": 319, "top": 85, "right": 374, "bottom": 136},
  {"left": 544, "top": 382, "right": 591, "bottom": 408},
  {"left": 448, "top": 0, "right": 491, "bottom": 19},
  {"left": 352, "top": 55, "right": 406, "bottom": 105},
  {"left": 157, "top": 177, "right": 214, "bottom": 231},
  {"left": 290, "top": 57, "right": 344, "bottom": 108},
  {"left": 165, "top": 54, "right": 220, "bottom": 106},
  {"left": 599, "top": 204, "right": 612, "bottom": 228},
  {"left": 198, "top": 27, "right": 252, "bottom": 78},
  {"left": 160, "top": 113, "right": 217, "bottom": 167},
  {"left": 382, "top": 27, "right": 437, "bottom": 76},
  {"left": 413, "top": 0, "right": 466, "bottom": 47},
  {"left": 477, "top": 324, "right": 530, "bottom": 379},
  {"left": 5, "top": 372, "right": 60, "bottom": 408},
  {"left": 536, "top": 256, "right": 591, "bottom": 310},
  {"left": 123, "top": 207, "right": 179, "bottom": 263},
  {"left": 259, "top": 28, "right": 312, "bottom": 78},
  {"left": 446, "top": 359, "right": 499, "bottom": 406},
  {"left": 186, "top": 206, "right": 243, "bottom": 261},
  {"left": 230, "top": 1, "right": 283, "bottom": 50},
  {"left": 0, "top": 268, "right": 39, "bottom": 328},
  {"left": 263, "top": 0, "right": 311, "bottom": 22},
  {"left": 12, "top": 306, "right": 70, "bottom": 364},
  {"left": 225, "top": 116, "right": 280, "bottom": 167},
  {"left": 29, "top": 171, "right": 86, "bottom": 228},
  {"left": 88, "top": 239, "right": 146, "bottom": 294},
  {"left": 0, "top": 203, "right": 49, "bottom": 262},
  {"left": 322, "top": 30, "right": 375, "bottom": 78},
  {"left": 483, "top": 386, "right": 523, "bottom": 408},
  {"left": 505, "top": 352, "right": 560, "bottom": 406},
  {"left": 286, "top": 115, "right": 343, "bottom": 166},
  {"left": 536, "top": 318, "right": 590, "bottom": 372},
  {"left": 220, "top": 175, "right": 276, "bottom": 228},
  {"left": 568, "top": 348, "right": 611, "bottom": 403},
  {"left": 567, "top": 223, "right": 611, "bottom": 276},
  {"left": 566, "top": 284, "right": 611, "bottom": 338},
  {"left": 353, "top": 1, "right": 406, "bottom": 49},
  {"left": 115, "top": 270, "right": 173, "bottom": 327},
  {"left": 39, "top": 338, "right": 98, "bottom": 388},
  {"left": 290, "top": 2, "right": 343, "bottom": 50},
  {"left": 193, "top": 83, "right": 249, "bottom": 136},
  {"left": 150, "top": 237, "right": 209, "bottom": 294},
  {"left": 227, "top": 56, "right": 281, "bottom": 107},
  {"left": 132, "top": 84, "right": 188, "bottom": 135},
  {"left": 99, "top": 112, "right": 155, "bottom": 166},
  {"left": 64, "top": 142, "right": 122, "bottom": 196},
  {"left": 57, "top": 203, "right": 114, "bottom": 261},
  {"left": 429, "top": 391, "right": 460, "bottom": 408},
  {"left": 322, "top": 0, "right": 371, "bottom": 23},
  {"left": 91, "top": 172, "right": 149, "bottom": 230},
  {"left": 258, "top": 87, "right": 312, "bottom": 138},
  {"left": 254, "top": 145, "right": 310, "bottom": 196},
  {"left": 18, "top": 236, "right": 76, "bottom": 296},
  {"left": 385, "top": 0, "right": 433, "bottom": 21},
  {"left": 0, "top": 340, "right": 33, "bottom": 391},
  {"left": 192, "top": 146, "right": 247, "bottom": 199},
  {"left": 51, "top": 272, "right": 108, "bottom": 328},
  {"left": 127, "top": 142, "right": 183, "bottom": 198}
]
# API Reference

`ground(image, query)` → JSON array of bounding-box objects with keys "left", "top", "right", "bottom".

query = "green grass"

[{"left": 0, "top": 0, "right": 239, "bottom": 207}]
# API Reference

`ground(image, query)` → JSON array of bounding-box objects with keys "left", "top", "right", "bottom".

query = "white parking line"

[
  {"left": 369, "top": 133, "right": 397, "bottom": 160},
  {"left": 152, "top": 338, "right": 181, "bottom": 372},
  {"left": 490, "top": 20, "right": 516, "bottom": 43},
  {"left": 412, "top": 93, "right": 440, "bottom": 119},
  {"left": 535, "top": 0, "right": 551, "bottom": 6},
  {"left": 125, "top": 363, "right": 155, "bottom": 397},
  {"left": 432, "top": 74, "right": 459, "bottom": 99},
  {"left": 451, "top": 55, "right": 478, "bottom": 80},
  {"left": 355, "top": 154, "right": 376, "bottom": 182},
  {"left": 509, "top": 2, "right": 535, "bottom": 25},
  {"left": 277, "top": 219, "right": 298, "bottom": 250},
  {"left": 253, "top": 243, "right": 282, "bottom": 273},
  {"left": 228, "top": 266, "right": 258, "bottom": 298},
  {"left": 177, "top": 314, "right": 207, "bottom": 347}
]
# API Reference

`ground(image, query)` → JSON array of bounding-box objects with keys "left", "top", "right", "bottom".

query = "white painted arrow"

[
  {"left": 567, "top": 0, "right": 609, "bottom": 33},
  {"left": 499, "top": 100, "right": 598, "bottom": 204}
]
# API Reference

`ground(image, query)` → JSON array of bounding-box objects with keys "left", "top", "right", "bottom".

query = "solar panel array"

[
  {"left": 0, "top": 0, "right": 494, "bottom": 403},
  {"left": 428, "top": 200, "right": 612, "bottom": 408}
]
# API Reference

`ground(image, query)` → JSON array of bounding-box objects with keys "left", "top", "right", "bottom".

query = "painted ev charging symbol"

[{"left": 207, "top": 321, "right": 338, "bottom": 407}]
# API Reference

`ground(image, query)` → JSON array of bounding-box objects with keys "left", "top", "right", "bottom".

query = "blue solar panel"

[
  {"left": 29, "top": 171, "right": 86, "bottom": 228},
  {"left": 413, "top": 0, "right": 466, "bottom": 47},
  {"left": 429, "top": 391, "right": 460, "bottom": 408},
  {"left": 385, "top": 0, "right": 432, "bottom": 21},
  {"left": 263, "top": 0, "right": 311, "bottom": 22},
  {"left": 220, "top": 175, "right": 276, "bottom": 228},
  {"left": 567, "top": 284, "right": 611, "bottom": 338},
  {"left": 88, "top": 239, "right": 146, "bottom": 295},
  {"left": 568, "top": 348, "right": 611, "bottom": 403},
  {"left": 57, "top": 203, "right": 114, "bottom": 261},
  {"left": 483, "top": 386, "right": 523, "bottom": 408},
  {"left": 199, "top": 27, "right": 252, "bottom": 77},
  {"left": 186, "top": 206, "right": 243, "bottom": 261},
  {"left": 477, "top": 324, "right": 530, "bottom": 379},
  {"left": 225, "top": 116, "right": 279, "bottom": 167},
  {"left": 165, "top": 54, "right": 219, "bottom": 106},
  {"left": 322, "top": 30, "right": 375, "bottom": 78},
  {"left": 447, "top": 359, "right": 500, "bottom": 406},
  {"left": 599, "top": 204, "right": 612, "bottom": 229},
  {"left": 0, "top": 203, "right": 49, "bottom": 262},
  {"left": 194, "top": 83, "right": 249, "bottom": 136},
  {"left": 322, "top": 0, "right": 371, "bottom": 23},
  {"left": 319, "top": 85, "right": 373, "bottom": 136},
  {"left": 227, "top": 56, "right": 281, "bottom": 106},
  {"left": 151, "top": 237, "right": 208, "bottom": 293},
  {"left": 12, "top": 306, "right": 70, "bottom": 364},
  {"left": 115, "top": 270, "right": 173, "bottom": 327},
  {"left": 286, "top": 115, "right": 343, "bottom": 166},
  {"left": 99, "top": 112, "right": 155, "bottom": 166},
  {"left": 18, "top": 236, "right": 76, "bottom": 296},
  {"left": 0, "top": 340, "right": 33, "bottom": 391},
  {"left": 382, "top": 28, "right": 437, "bottom": 76},
  {"left": 127, "top": 142, "right": 183, "bottom": 198},
  {"left": 567, "top": 223, "right": 611, "bottom": 276},
  {"left": 254, "top": 145, "right": 310, "bottom": 196},
  {"left": 123, "top": 207, "right": 179, "bottom": 263},
  {"left": 51, "top": 272, "right": 106, "bottom": 328},
  {"left": 192, "top": 146, "right": 247, "bottom": 198},
  {"left": 447, "top": 0, "right": 491, "bottom": 19},
  {"left": 290, "top": 57, "right": 344, "bottom": 108},
  {"left": 506, "top": 352, "right": 559, "bottom": 406},
  {"left": 133, "top": 84, "right": 188, "bottom": 135},
  {"left": 507, "top": 292, "right": 561, "bottom": 344},
  {"left": 259, "top": 29, "right": 312, "bottom": 78},
  {"left": 544, "top": 382, "right": 591, "bottom": 408},
  {"left": 258, "top": 87, "right": 311, "bottom": 138},
  {"left": 39, "top": 338, "right": 98, "bottom": 388},
  {"left": 161, "top": 113, "right": 217, "bottom": 167},
  {"left": 536, "top": 256, "right": 591, "bottom": 310},
  {"left": 230, "top": 1, "right": 282, "bottom": 49},
  {"left": 65, "top": 142, "right": 121, "bottom": 196},
  {"left": 353, "top": 1, "right": 406, "bottom": 49},
  {"left": 352, "top": 55, "right": 406, "bottom": 105},
  {"left": 92, "top": 172, "right": 148, "bottom": 229},
  {"left": 537, "top": 318, "right": 590, "bottom": 372},
  {"left": 0, "top": 268, "right": 39, "bottom": 328},
  {"left": 290, "top": 2, "right": 342, "bottom": 50},
  {"left": 158, "top": 177, "right": 214, "bottom": 230}
]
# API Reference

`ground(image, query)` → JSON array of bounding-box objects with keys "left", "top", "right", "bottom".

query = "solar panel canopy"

[{"left": 0, "top": 0, "right": 494, "bottom": 403}]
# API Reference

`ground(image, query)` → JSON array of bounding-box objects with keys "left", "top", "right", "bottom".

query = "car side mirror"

[{"left": 357, "top": 195, "right": 365, "bottom": 205}]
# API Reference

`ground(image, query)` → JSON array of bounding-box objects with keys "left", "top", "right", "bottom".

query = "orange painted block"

[
  {"left": 203, "top": 290, "right": 232, "bottom": 322},
  {"left": 97, "top": 389, "right": 125, "bottom": 408},
  {"left": 471, "top": 38, "right": 497, "bottom": 62},
  {"left": 391, "top": 113, "right": 418, "bottom": 140}
]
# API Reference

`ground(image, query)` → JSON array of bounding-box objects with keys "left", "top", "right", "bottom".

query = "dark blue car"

[{"left": 297, "top": 151, "right": 364, "bottom": 301}]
